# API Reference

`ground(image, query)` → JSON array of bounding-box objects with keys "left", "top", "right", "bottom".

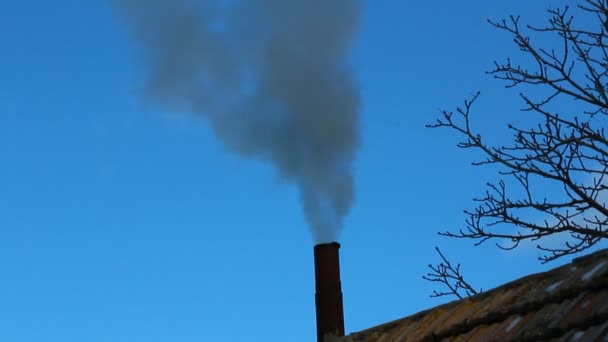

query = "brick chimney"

[{"left": 314, "top": 242, "right": 345, "bottom": 342}]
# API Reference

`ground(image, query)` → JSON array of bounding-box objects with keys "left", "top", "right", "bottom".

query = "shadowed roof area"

[{"left": 341, "top": 249, "right": 608, "bottom": 342}]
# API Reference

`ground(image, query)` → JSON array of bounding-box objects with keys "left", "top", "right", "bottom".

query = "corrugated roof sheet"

[{"left": 342, "top": 248, "right": 608, "bottom": 342}]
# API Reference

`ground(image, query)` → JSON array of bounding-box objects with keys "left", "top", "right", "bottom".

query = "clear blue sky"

[{"left": 1, "top": 1, "right": 604, "bottom": 341}]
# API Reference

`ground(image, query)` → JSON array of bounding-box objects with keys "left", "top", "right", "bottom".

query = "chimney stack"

[{"left": 314, "top": 242, "right": 345, "bottom": 342}]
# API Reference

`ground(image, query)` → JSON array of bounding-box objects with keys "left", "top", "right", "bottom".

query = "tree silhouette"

[
  {"left": 426, "top": 0, "right": 608, "bottom": 298},
  {"left": 423, "top": 247, "right": 481, "bottom": 299}
]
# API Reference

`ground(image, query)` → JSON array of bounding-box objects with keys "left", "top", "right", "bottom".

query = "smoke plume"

[{"left": 111, "top": 0, "right": 361, "bottom": 242}]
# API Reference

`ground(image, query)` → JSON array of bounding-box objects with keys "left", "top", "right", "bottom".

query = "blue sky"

[{"left": 1, "top": 1, "right": 605, "bottom": 341}]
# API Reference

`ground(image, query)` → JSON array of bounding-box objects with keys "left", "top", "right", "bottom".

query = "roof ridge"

[
  {"left": 343, "top": 248, "right": 608, "bottom": 342},
  {"left": 423, "top": 273, "right": 608, "bottom": 340},
  {"left": 573, "top": 247, "right": 608, "bottom": 263}
]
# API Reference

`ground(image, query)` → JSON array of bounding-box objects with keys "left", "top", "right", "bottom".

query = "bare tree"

[
  {"left": 430, "top": 0, "right": 608, "bottom": 265},
  {"left": 423, "top": 247, "right": 481, "bottom": 299}
]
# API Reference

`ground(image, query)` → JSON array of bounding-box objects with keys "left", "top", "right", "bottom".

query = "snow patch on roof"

[
  {"left": 581, "top": 260, "right": 607, "bottom": 281},
  {"left": 545, "top": 280, "right": 563, "bottom": 293},
  {"left": 571, "top": 330, "right": 585, "bottom": 341},
  {"left": 505, "top": 316, "right": 521, "bottom": 333}
]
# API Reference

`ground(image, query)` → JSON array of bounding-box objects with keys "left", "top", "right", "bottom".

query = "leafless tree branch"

[
  {"left": 428, "top": 0, "right": 608, "bottom": 263},
  {"left": 423, "top": 247, "right": 481, "bottom": 299}
]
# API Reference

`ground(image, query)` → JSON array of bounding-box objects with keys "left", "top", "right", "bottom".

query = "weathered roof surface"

[{"left": 342, "top": 248, "right": 608, "bottom": 342}]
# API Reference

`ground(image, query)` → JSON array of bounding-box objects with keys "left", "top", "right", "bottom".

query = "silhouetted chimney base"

[{"left": 314, "top": 242, "right": 345, "bottom": 342}]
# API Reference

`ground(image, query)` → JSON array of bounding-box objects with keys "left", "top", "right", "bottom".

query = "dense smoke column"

[{"left": 111, "top": 0, "right": 361, "bottom": 242}]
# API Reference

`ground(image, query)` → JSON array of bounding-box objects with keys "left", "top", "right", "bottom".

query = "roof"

[{"left": 341, "top": 248, "right": 608, "bottom": 342}]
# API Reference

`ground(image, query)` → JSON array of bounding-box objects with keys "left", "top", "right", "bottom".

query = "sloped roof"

[{"left": 342, "top": 248, "right": 608, "bottom": 341}]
